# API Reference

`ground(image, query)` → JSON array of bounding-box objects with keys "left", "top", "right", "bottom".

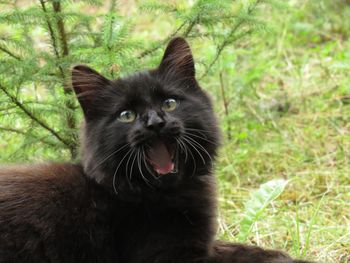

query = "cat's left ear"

[{"left": 158, "top": 37, "right": 195, "bottom": 80}]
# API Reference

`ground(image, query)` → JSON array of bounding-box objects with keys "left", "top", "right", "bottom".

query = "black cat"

[{"left": 0, "top": 38, "right": 313, "bottom": 263}]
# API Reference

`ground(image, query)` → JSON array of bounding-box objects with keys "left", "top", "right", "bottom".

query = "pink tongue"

[{"left": 147, "top": 141, "right": 174, "bottom": 175}]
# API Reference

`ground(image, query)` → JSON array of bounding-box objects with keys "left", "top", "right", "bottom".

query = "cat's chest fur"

[{"left": 114, "top": 177, "right": 217, "bottom": 263}]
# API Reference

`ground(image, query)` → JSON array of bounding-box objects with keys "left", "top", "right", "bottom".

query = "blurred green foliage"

[{"left": 0, "top": 0, "right": 271, "bottom": 161}]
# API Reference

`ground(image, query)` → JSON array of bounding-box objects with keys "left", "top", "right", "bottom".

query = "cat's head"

[{"left": 72, "top": 37, "right": 220, "bottom": 196}]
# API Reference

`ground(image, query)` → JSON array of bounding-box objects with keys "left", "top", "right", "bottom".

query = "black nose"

[{"left": 146, "top": 110, "right": 165, "bottom": 130}]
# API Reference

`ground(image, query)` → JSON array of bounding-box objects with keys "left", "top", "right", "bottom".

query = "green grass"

[{"left": 209, "top": 1, "right": 350, "bottom": 262}]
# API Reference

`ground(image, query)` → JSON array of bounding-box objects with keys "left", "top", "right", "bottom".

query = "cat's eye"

[
  {"left": 118, "top": 110, "right": 136, "bottom": 123},
  {"left": 162, "top": 98, "right": 178, "bottom": 112}
]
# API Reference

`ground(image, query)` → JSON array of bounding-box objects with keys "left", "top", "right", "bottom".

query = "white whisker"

[
  {"left": 185, "top": 131, "right": 215, "bottom": 144},
  {"left": 180, "top": 137, "right": 197, "bottom": 177},
  {"left": 182, "top": 137, "right": 206, "bottom": 165},
  {"left": 125, "top": 148, "right": 136, "bottom": 188},
  {"left": 91, "top": 143, "right": 130, "bottom": 173},
  {"left": 137, "top": 149, "right": 154, "bottom": 189},
  {"left": 184, "top": 135, "right": 213, "bottom": 169},
  {"left": 112, "top": 148, "right": 133, "bottom": 195},
  {"left": 129, "top": 151, "right": 137, "bottom": 183}
]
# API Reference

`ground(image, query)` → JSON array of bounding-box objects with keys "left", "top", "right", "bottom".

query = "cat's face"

[{"left": 72, "top": 38, "right": 220, "bottom": 196}]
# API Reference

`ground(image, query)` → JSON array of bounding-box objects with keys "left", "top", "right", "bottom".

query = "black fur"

[{"left": 0, "top": 38, "right": 314, "bottom": 263}]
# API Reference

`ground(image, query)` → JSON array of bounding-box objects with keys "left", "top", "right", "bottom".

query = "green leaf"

[{"left": 237, "top": 179, "right": 289, "bottom": 242}]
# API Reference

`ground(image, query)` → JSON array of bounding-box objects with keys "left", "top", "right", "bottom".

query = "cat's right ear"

[{"left": 71, "top": 65, "right": 110, "bottom": 118}]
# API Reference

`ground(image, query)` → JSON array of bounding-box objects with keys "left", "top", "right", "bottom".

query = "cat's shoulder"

[
  {"left": 0, "top": 162, "right": 87, "bottom": 201},
  {"left": 0, "top": 162, "right": 84, "bottom": 179}
]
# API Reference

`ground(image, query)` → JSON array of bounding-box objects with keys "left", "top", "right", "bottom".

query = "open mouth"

[{"left": 146, "top": 139, "right": 178, "bottom": 176}]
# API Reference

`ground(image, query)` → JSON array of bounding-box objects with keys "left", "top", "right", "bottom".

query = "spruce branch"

[
  {"left": 39, "top": 0, "right": 61, "bottom": 61},
  {"left": 183, "top": 17, "right": 197, "bottom": 37},
  {"left": 39, "top": 0, "right": 78, "bottom": 158},
  {"left": 106, "top": 0, "right": 117, "bottom": 50},
  {"left": 0, "top": 126, "right": 27, "bottom": 135},
  {"left": 52, "top": 1, "right": 69, "bottom": 57},
  {"left": 200, "top": 0, "right": 263, "bottom": 79},
  {"left": 0, "top": 45, "right": 21, "bottom": 60},
  {"left": 0, "top": 0, "right": 273, "bottom": 161},
  {"left": 51, "top": 1, "right": 76, "bottom": 133},
  {"left": 137, "top": 16, "right": 197, "bottom": 59},
  {"left": 137, "top": 21, "right": 186, "bottom": 59},
  {"left": 38, "top": 0, "right": 68, "bottom": 83},
  {"left": 0, "top": 83, "right": 71, "bottom": 149},
  {"left": 0, "top": 125, "right": 57, "bottom": 147},
  {"left": 200, "top": 28, "right": 254, "bottom": 79},
  {"left": 0, "top": 105, "right": 18, "bottom": 112}
]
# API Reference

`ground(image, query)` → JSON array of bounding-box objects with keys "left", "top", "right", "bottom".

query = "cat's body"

[
  {"left": 0, "top": 163, "right": 215, "bottom": 263},
  {"left": 0, "top": 163, "right": 302, "bottom": 263},
  {"left": 0, "top": 38, "right": 313, "bottom": 263}
]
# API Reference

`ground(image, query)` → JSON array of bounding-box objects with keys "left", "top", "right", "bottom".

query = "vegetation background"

[{"left": 0, "top": 0, "right": 349, "bottom": 262}]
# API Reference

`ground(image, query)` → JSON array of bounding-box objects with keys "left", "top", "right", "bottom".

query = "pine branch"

[
  {"left": 106, "top": 0, "right": 117, "bottom": 50},
  {"left": 52, "top": 1, "right": 69, "bottom": 57},
  {"left": 0, "top": 105, "right": 18, "bottom": 111},
  {"left": 38, "top": 0, "right": 68, "bottom": 83},
  {"left": 39, "top": 0, "right": 78, "bottom": 158},
  {"left": 0, "top": 126, "right": 27, "bottom": 135},
  {"left": 137, "top": 21, "right": 186, "bottom": 59},
  {"left": 137, "top": 17, "right": 195, "bottom": 59},
  {"left": 0, "top": 83, "right": 71, "bottom": 148},
  {"left": 0, "top": 0, "right": 272, "bottom": 161},
  {"left": 200, "top": 28, "right": 254, "bottom": 79},
  {"left": 0, "top": 126, "right": 58, "bottom": 147},
  {"left": 39, "top": 0, "right": 61, "bottom": 61},
  {"left": 183, "top": 16, "right": 197, "bottom": 37},
  {"left": 0, "top": 45, "right": 21, "bottom": 60},
  {"left": 200, "top": 0, "right": 263, "bottom": 79}
]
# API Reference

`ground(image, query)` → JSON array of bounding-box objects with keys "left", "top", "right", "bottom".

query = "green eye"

[
  {"left": 162, "top": 98, "right": 178, "bottom": 112},
  {"left": 118, "top": 110, "right": 136, "bottom": 123}
]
